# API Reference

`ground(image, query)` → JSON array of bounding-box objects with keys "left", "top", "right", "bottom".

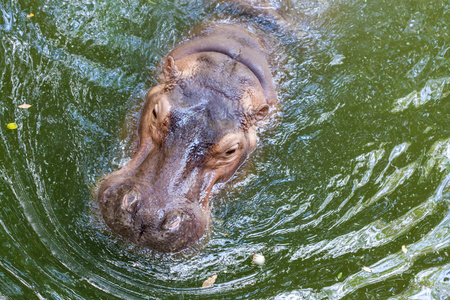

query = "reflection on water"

[{"left": 1, "top": 0, "right": 449, "bottom": 298}]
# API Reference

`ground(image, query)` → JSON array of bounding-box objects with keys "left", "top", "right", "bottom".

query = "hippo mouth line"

[{"left": 138, "top": 224, "right": 148, "bottom": 240}]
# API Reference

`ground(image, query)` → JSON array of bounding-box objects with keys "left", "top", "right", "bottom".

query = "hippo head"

[{"left": 97, "top": 53, "right": 270, "bottom": 252}]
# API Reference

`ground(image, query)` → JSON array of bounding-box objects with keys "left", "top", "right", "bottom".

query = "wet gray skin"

[{"left": 97, "top": 25, "right": 276, "bottom": 252}]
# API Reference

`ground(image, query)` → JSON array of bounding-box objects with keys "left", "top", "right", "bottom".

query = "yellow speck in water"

[
  {"left": 402, "top": 245, "right": 408, "bottom": 254},
  {"left": 7, "top": 123, "right": 17, "bottom": 130},
  {"left": 27, "top": 13, "right": 34, "bottom": 18}
]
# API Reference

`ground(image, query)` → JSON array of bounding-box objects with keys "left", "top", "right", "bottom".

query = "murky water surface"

[{"left": 1, "top": 0, "right": 449, "bottom": 299}]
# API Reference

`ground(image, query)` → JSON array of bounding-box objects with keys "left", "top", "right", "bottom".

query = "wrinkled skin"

[{"left": 97, "top": 25, "right": 276, "bottom": 252}]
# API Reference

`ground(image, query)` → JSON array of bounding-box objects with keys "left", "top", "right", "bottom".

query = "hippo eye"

[
  {"left": 151, "top": 103, "right": 160, "bottom": 120},
  {"left": 223, "top": 144, "right": 239, "bottom": 157},
  {"left": 210, "top": 133, "right": 245, "bottom": 166},
  {"left": 225, "top": 148, "right": 236, "bottom": 155}
]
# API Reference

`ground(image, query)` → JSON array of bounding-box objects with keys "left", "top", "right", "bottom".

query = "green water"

[{"left": 1, "top": 0, "right": 449, "bottom": 299}]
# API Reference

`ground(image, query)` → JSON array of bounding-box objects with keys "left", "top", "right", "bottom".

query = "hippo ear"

[
  {"left": 164, "top": 56, "right": 181, "bottom": 83},
  {"left": 254, "top": 104, "right": 269, "bottom": 121}
]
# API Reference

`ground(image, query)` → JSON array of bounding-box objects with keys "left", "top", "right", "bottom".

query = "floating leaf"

[
  {"left": 362, "top": 266, "right": 372, "bottom": 273},
  {"left": 27, "top": 13, "right": 34, "bottom": 18},
  {"left": 7, "top": 123, "right": 17, "bottom": 130},
  {"left": 202, "top": 274, "right": 217, "bottom": 288},
  {"left": 402, "top": 245, "right": 408, "bottom": 254},
  {"left": 337, "top": 272, "right": 343, "bottom": 279},
  {"left": 252, "top": 253, "right": 265, "bottom": 266},
  {"left": 18, "top": 104, "right": 32, "bottom": 109}
]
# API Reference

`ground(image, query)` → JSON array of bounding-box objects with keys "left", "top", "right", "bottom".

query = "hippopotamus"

[{"left": 97, "top": 23, "right": 277, "bottom": 252}]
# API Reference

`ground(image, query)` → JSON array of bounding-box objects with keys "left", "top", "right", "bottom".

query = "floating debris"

[
  {"left": 202, "top": 274, "right": 217, "bottom": 288},
  {"left": 402, "top": 245, "right": 408, "bottom": 254},
  {"left": 18, "top": 104, "right": 32, "bottom": 109},
  {"left": 337, "top": 272, "right": 343, "bottom": 279},
  {"left": 7, "top": 123, "right": 17, "bottom": 130},
  {"left": 362, "top": 266, "right": 372, "bottom": 273},
  {"left": 27, "top": 13, "right": 34, "bottom": 18},
  {"left": 253, "top": 253, "right": 265, "bottom": 266}
]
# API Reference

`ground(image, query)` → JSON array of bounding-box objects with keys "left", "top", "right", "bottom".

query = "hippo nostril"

[
  {"left": 121, "top": 190, "right": 140, "bottom": 214},
  {"left": 161, "top": 210, "right": 182, "bottom": 231}
]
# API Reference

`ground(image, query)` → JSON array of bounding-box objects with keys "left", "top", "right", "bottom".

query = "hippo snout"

[{"left": 97, "top": 177, "right": 210, "bottom": 252}]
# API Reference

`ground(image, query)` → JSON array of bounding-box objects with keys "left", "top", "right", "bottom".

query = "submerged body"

[{"left": 97, "top": 24, "right": 276, "bottom": 252}]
